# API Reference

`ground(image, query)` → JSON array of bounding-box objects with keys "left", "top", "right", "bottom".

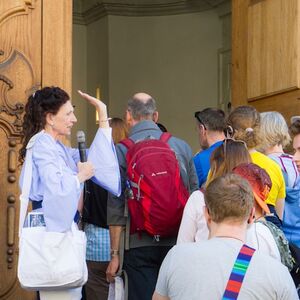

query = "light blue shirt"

[
  {"left": 19, "top": 128, "right": 121, "bottom": 232},
  {"left": 85, "top": 224, "right": 110, "bottom": 262}
]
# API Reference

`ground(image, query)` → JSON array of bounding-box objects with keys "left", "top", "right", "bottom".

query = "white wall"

[
  {"left": 86, "top": 17, "right": 109, "bottom": 145},
  {"left": 72, "top": 10, "right": 222, "bottom": 151},
  {"left": 108, "top": 11, "right": 222, "bottom": 151},
  {"left": 72, "top": 24, "right": 87, "bottom": 146},
  {"left": 72, "top": 18, "right": 109, "bottom": 146}
]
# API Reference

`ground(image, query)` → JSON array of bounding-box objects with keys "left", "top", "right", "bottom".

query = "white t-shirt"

[
  {"left": 177, "top": 190, "right": 281, "bottom": 261},
  {"left": 156, "top": 238, "right": 297, "bottom": 300}
]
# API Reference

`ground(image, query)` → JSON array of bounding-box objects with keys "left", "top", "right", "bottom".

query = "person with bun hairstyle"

[{"left": 227, "top": 106, "right": 285, "bottom": 227}]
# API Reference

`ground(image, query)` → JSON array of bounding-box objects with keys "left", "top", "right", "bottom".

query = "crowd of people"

[{"left": 18, "top": 86, "right": 300, "bottom": 300}]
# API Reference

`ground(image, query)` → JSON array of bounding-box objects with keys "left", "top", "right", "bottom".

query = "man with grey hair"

[{"left": 106, "top": 92, "right": 198, "bottom": 300}]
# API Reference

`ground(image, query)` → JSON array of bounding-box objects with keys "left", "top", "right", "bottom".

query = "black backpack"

[{"left": 82, "top": 180, "right": 108, "bottom": 228}]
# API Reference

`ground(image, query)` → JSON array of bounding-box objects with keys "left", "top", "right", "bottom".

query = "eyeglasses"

[{"left": 194, "top": 111, "right": 207, "bottom": 130}]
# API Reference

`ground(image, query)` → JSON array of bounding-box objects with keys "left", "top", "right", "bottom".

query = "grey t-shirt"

[{"left": 155, "top": 238, "right": 298, "bottom": 300}]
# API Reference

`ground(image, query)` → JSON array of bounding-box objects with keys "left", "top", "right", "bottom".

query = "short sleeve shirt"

[{"left": 251, "top": 151, "right": 286, "bottom": 206}]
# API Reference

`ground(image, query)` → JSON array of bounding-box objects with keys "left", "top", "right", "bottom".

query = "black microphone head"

[{"left": 77, "top": 131, "right": 86, "bottom": 143}]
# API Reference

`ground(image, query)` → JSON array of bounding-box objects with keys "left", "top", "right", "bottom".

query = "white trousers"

[{"left": 39, "top": 287, "right": 82, "bottom": 300}]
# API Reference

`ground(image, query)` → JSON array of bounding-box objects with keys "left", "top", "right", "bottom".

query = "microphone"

[{"left": 77, "top": 131, "right": 87, "bottom": 162}]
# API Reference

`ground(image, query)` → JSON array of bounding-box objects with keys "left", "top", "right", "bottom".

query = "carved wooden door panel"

[
  {"left": 0, "top": 0, "right": 72, "bottom": 299},
  {"left": 0, "top": 1, "right": 40, "bottom": 299}
]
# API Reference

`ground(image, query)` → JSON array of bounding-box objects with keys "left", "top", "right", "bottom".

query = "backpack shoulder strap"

[
  {"left": 159, "top": 132, "right": 172, "bottom": 143},
  {"left": 271, "top": 154, "right": 298, "bottom": 188},
  {"left": 119, "top": 138, "right": 135, "bottom": 150},
  {"left": 222, "top": 244, "right": 255, "bottom": 300}
]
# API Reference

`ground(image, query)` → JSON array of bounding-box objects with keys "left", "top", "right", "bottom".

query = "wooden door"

[
  {"left": 232, "top": 0, "right": 300, "bottom": 119},
  {"left": 0, "top": 1, "right": 72, "bottom": 299}
]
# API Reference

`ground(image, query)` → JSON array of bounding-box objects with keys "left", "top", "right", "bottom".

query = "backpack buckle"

[
  {"left": 153, "top": 235, "right": 160, "bottom": 242},
  {"left": 137, "top": 175, "right": 143, "bottom": 201},
  {"left": 125, "top": 180, "right": 134, "bottom": 200}
]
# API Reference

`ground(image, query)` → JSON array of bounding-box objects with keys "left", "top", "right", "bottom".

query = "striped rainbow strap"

[{"left": 222, "top": 244, "right": 256, "bottom": 300}]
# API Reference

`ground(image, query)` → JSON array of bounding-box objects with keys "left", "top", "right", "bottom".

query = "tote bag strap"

[
  {"left": 19, "top": 147, "right": 33, "bottom": 236},
  {"left": 18, "top": 131, "right": 44, "bottom": 237},
  {"left": 222, "top": 244, "right": 255, "bottom": 300}
]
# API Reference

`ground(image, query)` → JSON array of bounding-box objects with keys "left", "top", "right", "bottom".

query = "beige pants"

[{"left": 39, "top": 287, "right": 82, "bottom": 300}]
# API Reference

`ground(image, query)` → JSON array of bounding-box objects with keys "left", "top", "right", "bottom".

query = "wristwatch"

[{"left": 110, "top": 249, "right": 119, "bottom": 257}]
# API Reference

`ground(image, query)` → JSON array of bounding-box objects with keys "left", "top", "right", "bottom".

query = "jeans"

[{"left": 123, "top": 246, "right": 172, "bottom": 300}]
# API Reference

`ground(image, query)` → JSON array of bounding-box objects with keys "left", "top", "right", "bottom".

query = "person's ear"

[
  {"left": 152, "top": 111, "right": 159, "bottom": 123},
  {"left": 262, "top": 185, "right": 270, "bottom": 199},
  {"left": 46, "top": 112, "right": 54, "bottom": 127},
  {"left": 126, "top": 110, "right": 133, "bottom": 127},
  {"left": 247, "top": 207, "right": 256, "bottom": 224},
  {"left": 199, "top": 124, "right": 206, "bottom": 134},
  {"left": 204, "top": 205, "right": 211, "bottom": 225}
]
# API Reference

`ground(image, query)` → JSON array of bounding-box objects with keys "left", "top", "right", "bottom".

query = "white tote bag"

[{"left": 17, "top": 135, "right": 88, "bottom": 291}]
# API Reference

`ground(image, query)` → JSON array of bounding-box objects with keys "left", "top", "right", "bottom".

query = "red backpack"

[{"left": 120, "top": 132, "right": 189, "bottom": 239}]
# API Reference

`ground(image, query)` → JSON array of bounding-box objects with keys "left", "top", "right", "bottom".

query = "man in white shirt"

[{"left": 153, "top": 174, "right": 297, "bottom": 300}]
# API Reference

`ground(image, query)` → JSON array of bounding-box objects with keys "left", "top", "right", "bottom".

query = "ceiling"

[{"left": 73, "top": 0, "right": 231, "bottom": 24}]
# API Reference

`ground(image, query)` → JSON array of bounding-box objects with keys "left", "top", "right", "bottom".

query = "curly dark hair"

[{"left": 19, "top": 86, "right": 70, "bottom": 164}]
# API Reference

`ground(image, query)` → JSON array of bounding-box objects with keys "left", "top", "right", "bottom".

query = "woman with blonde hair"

[
  {"left": 177, "top": 139, "right": 251, "bottom": 243},
  {"left": 260, "top": 111, "right": 300, "bottom": 246},
  {"left": 260, "top": 111, "right": 291, "bottom": 153},
  {"left": 227, "top": 106, "right": 285, "bottom": 227},
  {"left": 206, "top": 138, "right": 252, "bottom": 185},
  {"left": 110, "top": 117, "right": 128, "bottom": 143},
  {"left": 260, "top": 112, "right": 295, "bottom": 188}
]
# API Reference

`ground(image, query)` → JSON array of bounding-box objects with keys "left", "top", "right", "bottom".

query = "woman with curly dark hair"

[{"left": 19, "top": 87, "right": 120, "bottom": 300}]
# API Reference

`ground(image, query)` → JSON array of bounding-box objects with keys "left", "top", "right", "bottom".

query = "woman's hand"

[
  {"left": 78, "top": 90, "right": 109, "bottom": 128},
  {"left": 77, "top": 161, "right": 95, "bottom": 183}
]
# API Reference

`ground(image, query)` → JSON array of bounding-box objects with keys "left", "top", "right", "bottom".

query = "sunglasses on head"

[
  {"left": 225, "top": 125, "right": 235, "bottom": 139},
  {"left": 194, "top": 111, "right": 207, "bottom": 130}
]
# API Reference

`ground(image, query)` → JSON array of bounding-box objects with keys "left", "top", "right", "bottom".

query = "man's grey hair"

[{"left": 127, "top": 96, "right": 157, "bottom": 120}]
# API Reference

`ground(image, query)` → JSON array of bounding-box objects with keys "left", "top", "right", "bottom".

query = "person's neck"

[
  {"left": 130, "top": 118, "right": 153, "bottom": 128},
  {"left": 254, "top": 206, "right": 266, "bottom": 221},
  {"left": 264, "top": 144, "right": 284, "bottom": 155},
  {"left": 207, "top": 131, "right": 225, "bottom": 147},
  {"left": 44, "top": 126, "right": 59, "bottom": 141},
  {"left": 209, "top": 221, "right": 247, "bottom": 243},
  {"left": 248, "top": 148, "right": 257, "bottom": 153}
]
